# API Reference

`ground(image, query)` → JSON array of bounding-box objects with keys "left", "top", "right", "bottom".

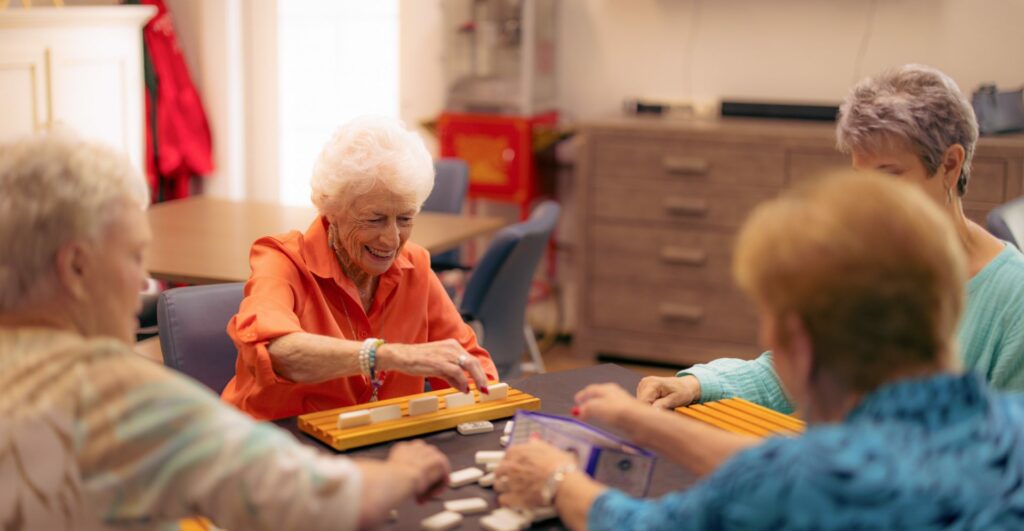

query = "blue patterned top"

[{"left": 589, "top": 374, "right": 1024, "bottom": 530}]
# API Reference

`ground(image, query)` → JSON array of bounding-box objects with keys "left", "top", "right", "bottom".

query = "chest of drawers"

[{"left": 575, "top": 117, "right": 1024, "bottom": 366}]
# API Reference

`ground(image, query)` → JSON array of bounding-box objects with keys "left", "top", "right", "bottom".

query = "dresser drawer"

[
  {"left": 593, "top": 135, "right": 786, "bottom": 188},
  {"left": 967, "top": 158, "right": 1008, "bottom": 204},
  {"left": 787, "top": 149, "right": 849, "bottom": 185},
  {"left": 589, "top": 223, "right": 736, "bottom": 288},
  {"left": 588, "top": 282, "right": 758, "bottom": 344},
  {"left": 593, "top": 181, "right": 777, "bottom": 229}
]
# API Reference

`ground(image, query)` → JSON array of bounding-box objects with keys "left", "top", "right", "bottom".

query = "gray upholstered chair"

[
  {"left": 157, "top": 283, "right": 245, "bottom": 394},
  {"left": 424, "top": 159, "right": 471, "bottom": 271},
  {"left": 987, "top": 196, "right": 1024, "bottom": 249},
  {"left": 459, "top": 201, "right": 560, "bottom": 378}
]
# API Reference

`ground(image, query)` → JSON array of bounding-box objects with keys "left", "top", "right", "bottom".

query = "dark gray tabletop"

[{"left": 274, "top": 364, "right": 696, "bottom": 529}]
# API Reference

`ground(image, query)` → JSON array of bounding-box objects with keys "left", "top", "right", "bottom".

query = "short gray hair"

[
  {"left": 0, "top": 132, "right": 149, "bottom": 312},
  {"left": 310, "top": 115, "right": 434, "bottom": 215},
  {"left": 836, "top": 64, "right": 979, "bottom": 197}
]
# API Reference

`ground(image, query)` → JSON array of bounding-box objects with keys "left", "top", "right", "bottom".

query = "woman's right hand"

[
  {"left": 377, "top": 339, "right": 491, "bottom": 394},
  {"left": 357, "top": 440, "right": 450, "bottom": 528},
  {"left": 636, "top": 375, "right": 701, "bottom": 409}
]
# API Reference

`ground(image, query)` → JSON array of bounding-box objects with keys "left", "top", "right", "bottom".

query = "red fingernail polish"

[
  {"left": 481, "top": 387, "right": 490, "bottom": 395},
  {"left": 571, "top": 406, "right": 580, "bottom": 417}
]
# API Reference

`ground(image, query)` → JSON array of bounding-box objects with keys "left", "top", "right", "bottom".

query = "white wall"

[
  {"left": 399, "top": 0, "right": 1024, "bottom": 126},
  {"left": 145, "top": 0, "right": 1024, "bottom": 199}
]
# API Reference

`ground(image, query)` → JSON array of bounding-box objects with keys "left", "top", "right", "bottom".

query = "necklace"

[{"left": 329, "top": 223, "right": 380, "bottom": 400}]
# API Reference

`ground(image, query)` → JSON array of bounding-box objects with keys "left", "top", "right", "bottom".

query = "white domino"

[
  {"left": 337, "top": 410, "right": 370, "bottom": 429},
  {"left": 443, "top": 497, "right": 489, "bottom": 515},
  {"left": 445, "top": 391, "right": 476, "bottom": 409},
  {"left": 499, "top": 435, "right": 510, "bottom": 446},
  {"left": 478, "top": 472, "right": 496, "bottom": 487},
  {"left": 457, "top": 421, "right": 494, "bottom": 435},
  {"left": 481, "top": 514, "right": 523, "bottom": 531},
  {"left": 368, "top": 405, "right": 402, "bottom": 424},
  {"left": 480, "top": 382, "right": 509, "bottom": 402},
  {"left": 483, "top": 509, "right": 529, "bottom": 530},
  {"left": 503, "top": 421, "right": 515, "bottom": 435},
  {"left": 527, "top": 506, "right": 557, "bottom": 522},
  {"left": 475, "top": 450, "right": 505, "bottom": 465},
  {"left": 421, "top": 510, "right": 463, "bottom": 531},
  {"left": 485, "top": 461, "right": 499, "bottom": 472},
  {"left": 409, "top": 396, "right": 440, "bottom": 416},
  {"left": 448, "top": 467, "right": 484, "bottom": 488}
]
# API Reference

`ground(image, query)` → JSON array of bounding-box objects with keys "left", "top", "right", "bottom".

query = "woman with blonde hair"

[
  {"left": 639, "top": 64, "right": 1024, "bottom": 414},
  {"left": 494, "top": 171, "right": 1024, "bottom": 529}
]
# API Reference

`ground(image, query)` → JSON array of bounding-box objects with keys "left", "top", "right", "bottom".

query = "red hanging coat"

[{"left": 139, "top": 0, "right": 214, "bottom": 201}]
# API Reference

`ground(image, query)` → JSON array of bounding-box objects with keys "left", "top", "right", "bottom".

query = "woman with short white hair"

[
  {"left": 222, "top": 115, "right": 498, "bottom": 420},
  {"left": 0, "top": 132, "right": 451, "bottom": 530}
]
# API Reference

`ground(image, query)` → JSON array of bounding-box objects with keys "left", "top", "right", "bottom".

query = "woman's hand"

[
  {"left": 377, "top": 339, "right": 490, "bottom": 394},
  {"left": 494, "top": 440, "right": 578, "bottom": 509},
  {"left": 573, "top": 383, "right": 648, "bottom": 429},
  {"left": 387, "top": 440, "right": 450, "bottom": 502},
  {"left": 636, "top": 375, "right": 701, "bottom": 409},
  {"left": 356, "top": 440, "right": 450, "bottom": 529}
]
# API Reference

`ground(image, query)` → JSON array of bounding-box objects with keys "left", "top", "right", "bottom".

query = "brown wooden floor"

[{"left": 526, "top": 341, "right": 680, "bottom": 378}]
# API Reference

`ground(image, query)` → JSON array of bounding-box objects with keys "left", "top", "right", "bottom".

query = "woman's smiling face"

[{"left": 329, "top": 186, "right": 418, "bottom": 278}]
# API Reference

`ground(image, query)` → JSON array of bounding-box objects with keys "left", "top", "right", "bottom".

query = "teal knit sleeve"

[
  {"left": 988, "top": 310, "right": 1024, "bottom": 391},
  {"left": 677, "top": 352, "right": 796, "bottom": 414}
]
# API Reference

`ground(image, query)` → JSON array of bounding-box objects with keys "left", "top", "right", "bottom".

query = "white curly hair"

[
  {"left": 836, "top": 64, "right": 979, "bottom": 197},
  {"left": 310, "top": 115, "right": 435, "bottom": 215},
  {"left": 0, "top": 131, "right": 149, "bottom": 312}
]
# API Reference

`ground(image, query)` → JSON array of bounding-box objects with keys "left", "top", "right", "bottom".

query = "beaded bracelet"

[{"left": 361, "top": 338, "right": 386, "bottom": 402}]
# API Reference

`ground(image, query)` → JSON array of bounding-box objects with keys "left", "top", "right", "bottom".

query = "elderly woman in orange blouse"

[{"left": 223, "top": 116, "right": 498, "bottom": 420}]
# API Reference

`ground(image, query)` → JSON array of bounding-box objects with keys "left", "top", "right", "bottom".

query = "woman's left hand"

[{"left": 494, "top": 440, "right": 578, "bottom": 509}]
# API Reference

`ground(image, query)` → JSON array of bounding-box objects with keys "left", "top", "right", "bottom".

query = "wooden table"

[
  {"left": 146, "top": 197, "right": 506, "bottom": 284},
  {"left": 274, "top": 364, "right": 696, "bottom": 530}
]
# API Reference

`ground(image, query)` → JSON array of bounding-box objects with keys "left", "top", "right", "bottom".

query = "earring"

[{"left": 946, "top": 187, "right": 953, "bottom": 205}]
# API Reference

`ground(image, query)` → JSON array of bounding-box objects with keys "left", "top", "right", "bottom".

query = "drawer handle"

[
  {"left": 659, "top": 304, "right": 704, "bottom": 322},
  {"left": 662, "top": 156, "right": 710, "bottom": 175},
  {"left": 659, "top": 247, "right": 707, "bottom": 266},
  {"left": 665, "top": 198, "right": 709, "bottom": 217}
]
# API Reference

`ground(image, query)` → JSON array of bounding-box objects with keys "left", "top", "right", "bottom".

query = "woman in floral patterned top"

[
  {"left": 493, "top": 172, "right": 1024, "bottom": 530},
  {"left": 0, "top": 133, "right": 451, "bottom": 530}
]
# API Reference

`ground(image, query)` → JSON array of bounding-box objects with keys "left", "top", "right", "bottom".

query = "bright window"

[{"left": 277, "top": 0, "right": 400, "bottom": 206}]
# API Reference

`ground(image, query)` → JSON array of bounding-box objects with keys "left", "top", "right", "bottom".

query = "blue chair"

[
  {"left": 157, "top": 283, "right": 245, "bottom": 394},
  {"left": 987, "top": 196, "right": 1024, "bottom": 250},
  {"left": 424, "top": 159, "right": 470, "bottom": 271},
  {"left": 459, "top": 201, "right": 560, "bottom": 378}
]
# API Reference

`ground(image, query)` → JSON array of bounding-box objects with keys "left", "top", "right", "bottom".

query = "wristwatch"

[{"left": 540, "top": 463, "right": 578, "bottom": 507}]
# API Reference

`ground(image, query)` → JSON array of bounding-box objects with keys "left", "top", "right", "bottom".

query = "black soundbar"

[{"left": 721, "top": 100, "right": 840, "bottom": 122}]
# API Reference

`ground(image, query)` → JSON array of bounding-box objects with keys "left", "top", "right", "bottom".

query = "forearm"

[
  {"left": 267, "top": 332, "right": 364, "bottom": 383},
  {"left": 680, "top": 352, "right": 795, "bottom": 414},
  {"left": 555, "top": 472, "right": 608, "bottom": 531},
  {"left": 624, "top": 406, "right": 759, "bottom": 477}
]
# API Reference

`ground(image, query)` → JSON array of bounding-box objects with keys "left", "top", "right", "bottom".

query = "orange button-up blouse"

[{"left": 221, "top": 216, "right": 498, "bottom": 420}]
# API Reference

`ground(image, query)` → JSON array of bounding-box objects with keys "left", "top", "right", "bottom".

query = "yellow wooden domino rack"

[
  {"left": 298, "top": 385, "right": 540, "bottom": 451},
  {"left": 676, "top": 397, "right": 806, "bottom": 438}
]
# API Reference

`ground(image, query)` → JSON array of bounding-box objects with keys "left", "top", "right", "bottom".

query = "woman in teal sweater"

[{"left": 639, "top": 64, "right": 1024, "bottom": 415}]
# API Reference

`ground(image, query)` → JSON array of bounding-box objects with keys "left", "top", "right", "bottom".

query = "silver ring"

[{"left": 457, "top": 354, "right": 469, "bottom": 368}]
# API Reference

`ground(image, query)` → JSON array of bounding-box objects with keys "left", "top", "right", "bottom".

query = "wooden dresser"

[{"left": 574, "top": 116, "right": 1024, "bottom": 366}]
